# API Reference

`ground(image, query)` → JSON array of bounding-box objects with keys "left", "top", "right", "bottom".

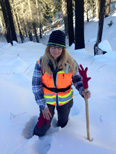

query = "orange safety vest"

[{"left": 37, "top": 59, "right": 74, "bottom": 106}]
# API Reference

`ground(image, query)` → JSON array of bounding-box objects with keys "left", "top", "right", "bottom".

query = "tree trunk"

[
  {"left": 62, "top": 0, "right": 68, "bottom": 36},
  {"left": 94, "top": 0, "right": 106, "bottom": 55},
  {"left": 39, "top": 12, "right": 42, "bottom": 39},
  {"left": 28, "top": 31, "right": 33, "bottom": 41},
  {"left": 92, "top": 0, "right": 96, "bottom": 18},
  {"left": 15, "top": 14, "right": 24, "bottom": 43},
  {"left": 39, "top": 22, "right": 42, "bottom": 39},
  {"left": 35, "top": 0, "right": 41, "bottom": 40},
  {"left": 96, "top": 0, "right": 100, "bottom": 19},
  {"left": 11, "top": 0, "right": 24, "bottom": 43},
  {"left": 4, "top": 0, "right": 17, "bottom": 42},
  {"left": 0, "top": 10, "right": 6, "bottom": 34},
  {"left": 0, "top": 1, "right": 13, "bottom": 44},
  {"left": 105, "top": 0, "right": 110, "bottom": 17},
  {"left": 66, "top": 0, "right": 74, "bottom": 46},
  {"left": 32, "top": 22, "right": 39, "bottom": 43},
  {"left": 97, "top": 0, "right": 106, "bottom": 43},
  {"left": 0, "top": 0, "right": 17, "bottom": 44},
  {"left": 75, "top": 0, "right": 85, "bottom": 50},
  {"left": 85, "top": 0, "right": 89, "bottom": 22},
  {"left": 27, "top": 0, "right": 33, "bottom": 41}
]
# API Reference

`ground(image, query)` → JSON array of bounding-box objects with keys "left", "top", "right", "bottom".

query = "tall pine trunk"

[
  {"left": 105, "top": 0, "right": 110, "bottom": 17},
  {"left": 66, "top": 0, "right": 74, "bottom": 46},
  {"left": 39, "top": 12, "right": 42, "bottom": 39},
  {"left": 62, "top": 0, "right": 68, "bottom": 36},
  {"left": 11, "top": 0, "right": 24, "bottom": 43},
  {"left": 35, "top": 0, "right": 41, "bottom": 40},
  {"left": 5, "top": 0, "right": 17, "bottom": 43},
  {"left": 32, "top": 22, "right": 39, "bottom": 43},
  {"left": 97, "top": 0, "right": 105, "bottom": 43},
  {"left": 15, "top": 14, "right": 24, "bottom": 43},
  {"left": 94, "top": 0, "right": 106, "bottom": 55},
  {"left": 75, "top": 0, "right": 85, "bottom": 49},
  {"left": 0, "top": 1, "right": 11, "bottom": 43},
  {"left": 96, "top": 0, "right": 100, "bottom": 19},
  {"left": 27, "top": 0, "right": 33, "bottom": 41},
  {"left": 0, "top": 0, "right": 17, "bottom": 44}
]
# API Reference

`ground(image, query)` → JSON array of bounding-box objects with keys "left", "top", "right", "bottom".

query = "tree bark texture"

[
  {"left": 0, "top": 0, "right": 17, "bottom": 44},
  {"left": 66, "top": 0, "right": 74, "bottom": 46},
  {"left": 97, "top": 0, "right": 106, "bottom": 43},
  {"left": 75, "top": 0, "right": 85, "bottom": 49}
]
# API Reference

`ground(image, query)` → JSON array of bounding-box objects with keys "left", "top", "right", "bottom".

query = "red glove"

[
  {"left": 37, "top": 114, "right": 49, "bottom": 128},
  {"left": 79, "top": 64, "right": 91, "bottom": 89}
]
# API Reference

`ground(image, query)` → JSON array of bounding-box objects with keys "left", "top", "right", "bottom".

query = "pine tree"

[
  {"left": 94, "top": 0, "right": 106, "bottom": 55},
  {"left": 0, "top": 8, "right": 6, "bottom": 35},
  {"left": 97, "top": 0, "right": 106, "bottom": 43},
  {"left": 96, "top": 0, "right": 100, "bottom": 19},
  {"left": 11, "top": 0, "right": 24, "bottom": 43},
  {"left": 0, "top": 0, "right": 17, "bottom": 45},
  {"left": 75, "top": 0, "right": 85, "bottom": 49},
  {"left": 66, "top": 0, "right": 74, "bottom": 46},
  {"left": 61, "top": 0, "right": 68, "bottom": 36},
  {"left": 105, "top": 0, "right": 110, "bottom": 17}
]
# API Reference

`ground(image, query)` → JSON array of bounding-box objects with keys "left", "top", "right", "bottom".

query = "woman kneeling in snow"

[{"left": 32, "top": 30, "right": 91, "bottom": 137}]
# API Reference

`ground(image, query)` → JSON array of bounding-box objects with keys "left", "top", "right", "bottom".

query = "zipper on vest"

[
  {"left": 56, "top": 73, "right": 59, "bottom": 106},
  {"left": 52, "top": 71, "right": 59, "bottom": 107}
]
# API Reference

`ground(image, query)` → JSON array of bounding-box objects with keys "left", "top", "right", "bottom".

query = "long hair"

[{"left": 41, "top": 46, "right": 78, "bottom": 75}]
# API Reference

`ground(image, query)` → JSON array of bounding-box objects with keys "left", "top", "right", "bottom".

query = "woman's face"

[{"left": 49, "top": 46, "right": 63, "bottom": 60}]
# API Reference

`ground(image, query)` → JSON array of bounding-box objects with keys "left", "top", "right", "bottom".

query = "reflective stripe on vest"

[{"left": 37, "top": 59, "right": 74, "bottom": 106}]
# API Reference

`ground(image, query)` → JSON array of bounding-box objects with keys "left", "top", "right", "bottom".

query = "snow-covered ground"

[{"left": 0, "top": 13, "right": 116, "bottom": 154}]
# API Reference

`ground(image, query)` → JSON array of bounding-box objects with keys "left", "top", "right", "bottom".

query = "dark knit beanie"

[{"left": 48, "top": 30, "right": 66, "bottom": 48}]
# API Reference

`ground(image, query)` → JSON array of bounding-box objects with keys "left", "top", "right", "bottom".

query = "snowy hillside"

[{"left": 0, "top": 13, "right": 116, "bottom": 154}]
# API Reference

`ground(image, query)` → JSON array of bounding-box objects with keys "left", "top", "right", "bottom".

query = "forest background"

[{"left": 0, "top": 0, "right": 116, "bottom": 54}]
